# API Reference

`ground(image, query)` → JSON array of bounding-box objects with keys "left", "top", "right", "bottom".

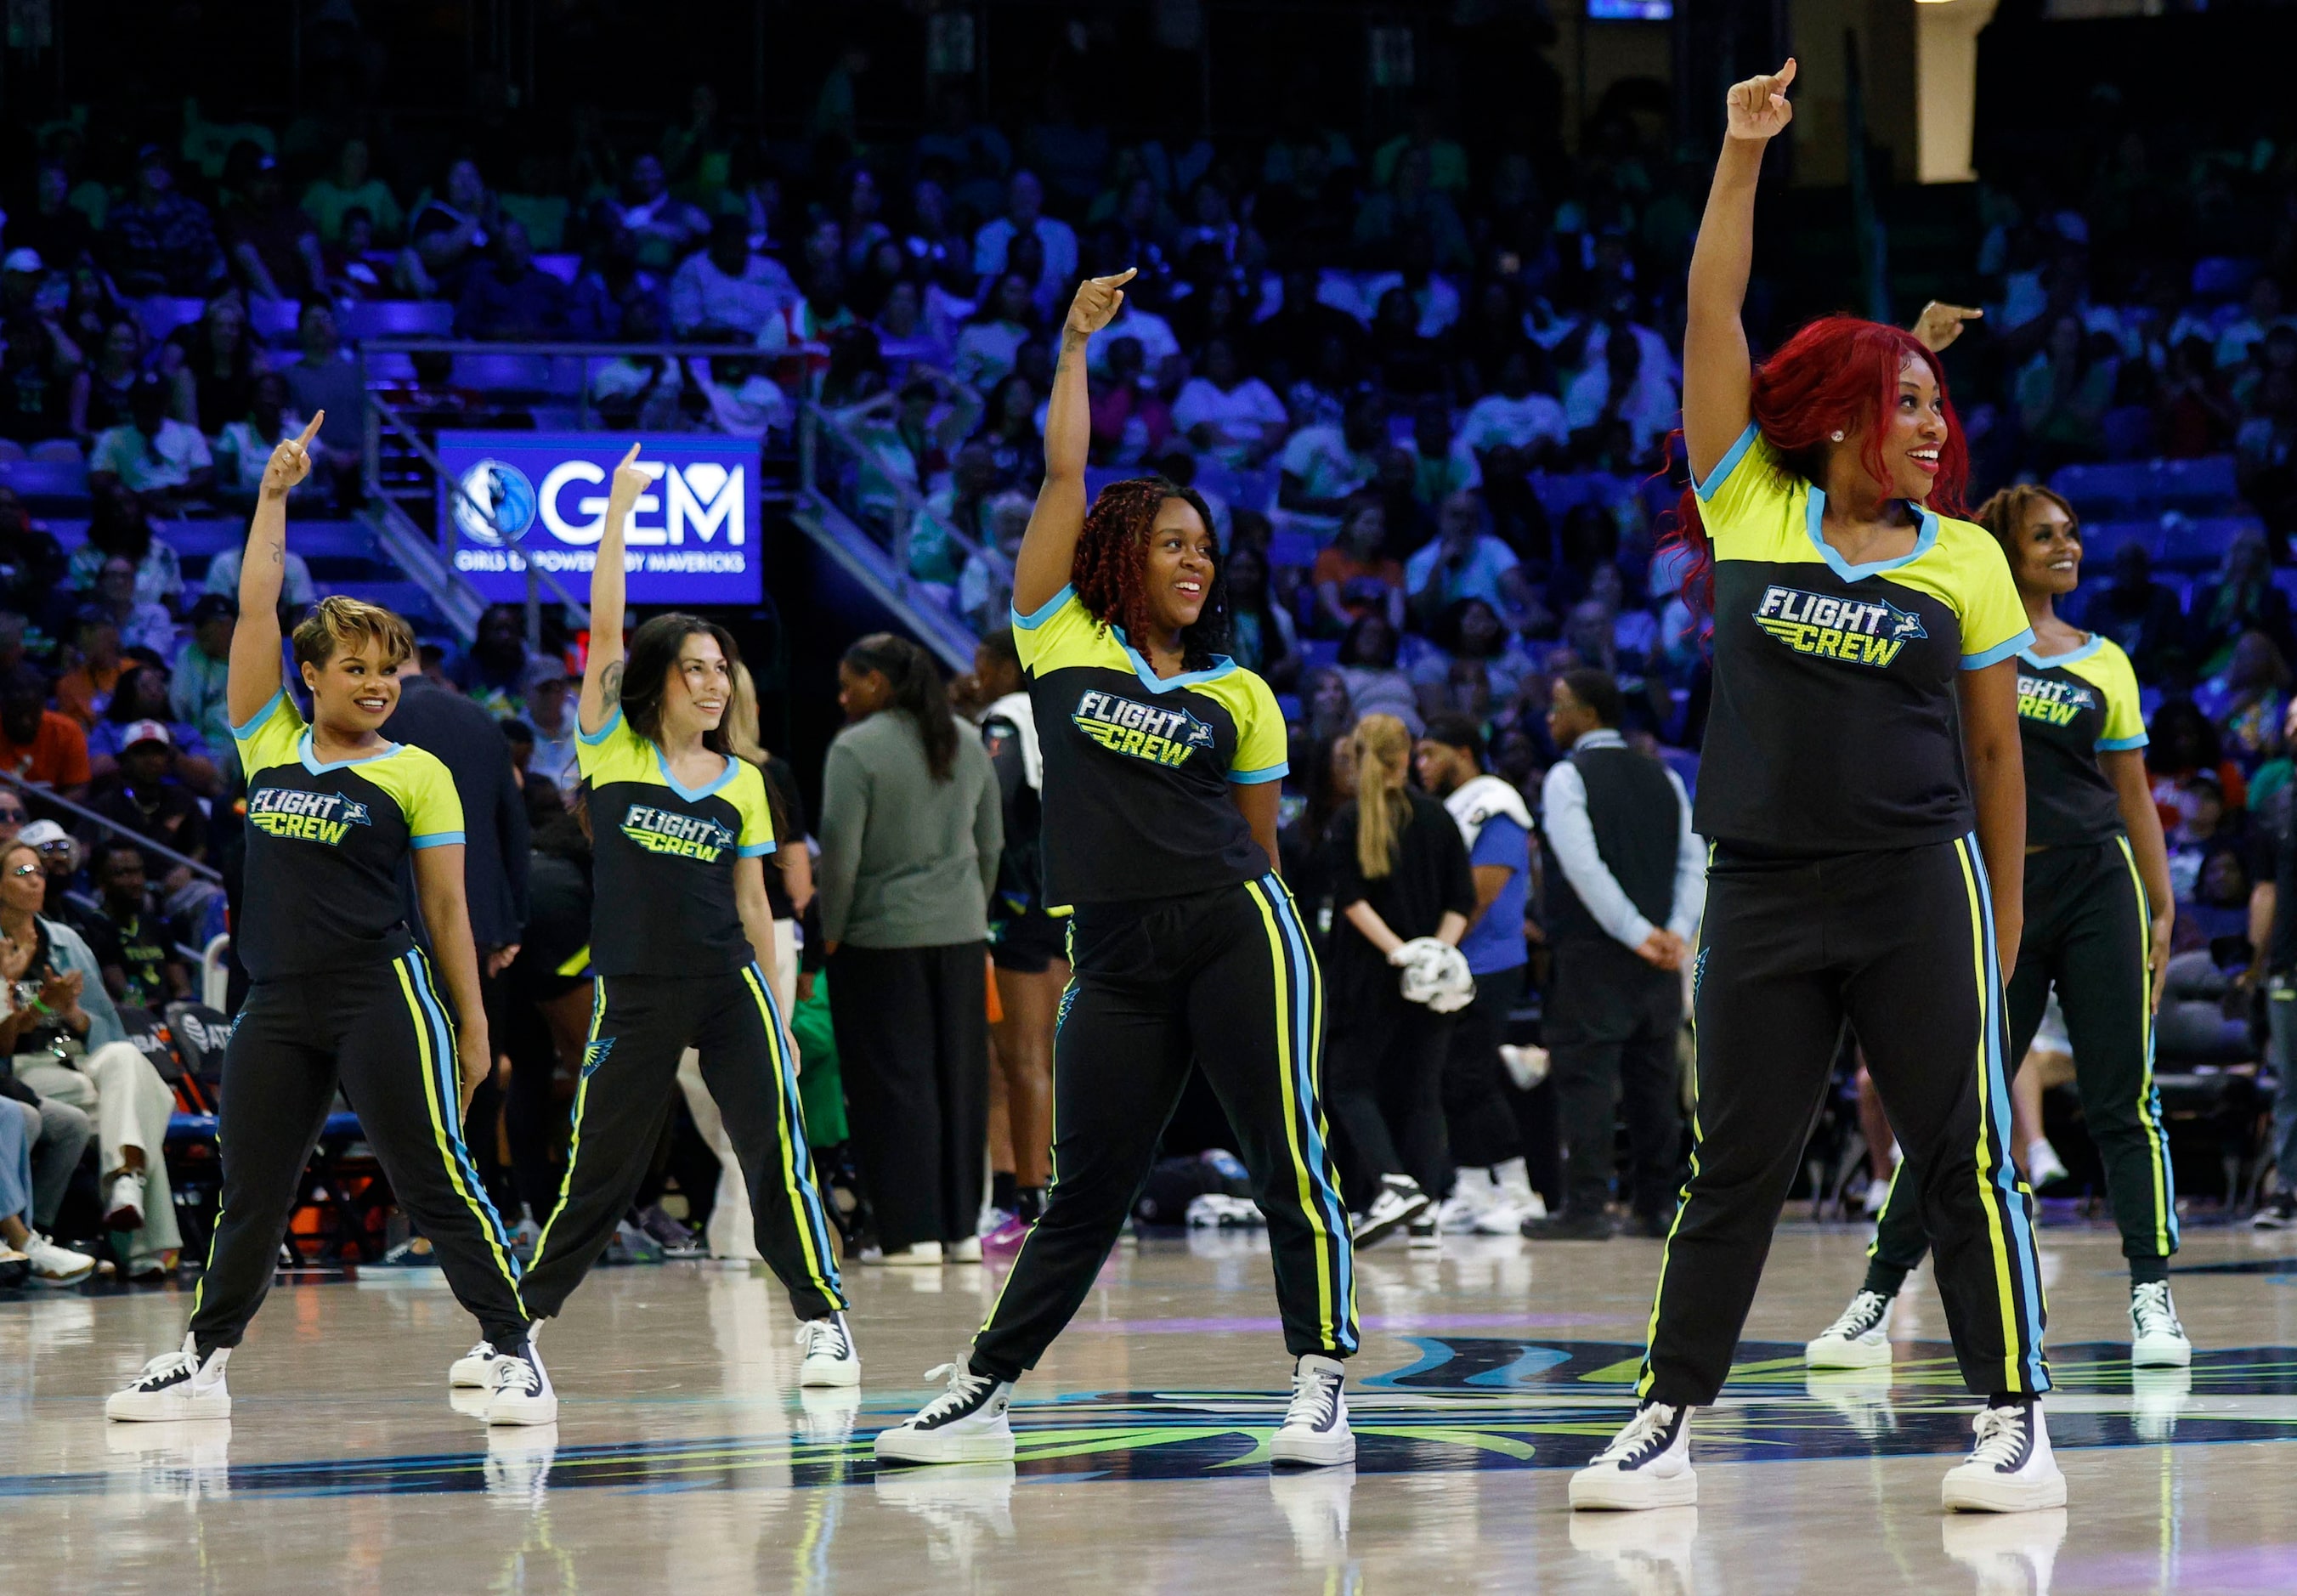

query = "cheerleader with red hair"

[{"left": 1570, "top": 61, "right": 2061, "bottom": 1516}]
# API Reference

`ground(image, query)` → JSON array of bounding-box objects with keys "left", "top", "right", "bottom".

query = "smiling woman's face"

[
  {"left": 303, "top": 638, "right": 402, "bottom": 735},
  {"left": 2007, "top": 496, "right": 2080, "bottom": 599},
  {"left": 1141, "top": 497, "right": 1215, "bottom": 639}
]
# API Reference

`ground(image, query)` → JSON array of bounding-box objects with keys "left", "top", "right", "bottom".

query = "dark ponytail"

[{"left": 844, "top": 632, "right": 959, "bottom": 781}]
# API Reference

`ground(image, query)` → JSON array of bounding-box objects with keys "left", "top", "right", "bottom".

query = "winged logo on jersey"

[
  {"left": 2016, "top": 675, "right": 2097, "bottom": 725},
  {"left": 339, "top": 800, "right": 372, "bottom": 826},
  {"left": 1072, "top": 689, "right": 1216, "bottom": 767},
  {"left": 1753, "top": 585, "right": 1926, "bottom": 669}
]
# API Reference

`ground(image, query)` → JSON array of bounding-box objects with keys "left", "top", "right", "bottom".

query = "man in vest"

[{"left": 1525, "top": 668, "right": 1704, "bottom": 1240}]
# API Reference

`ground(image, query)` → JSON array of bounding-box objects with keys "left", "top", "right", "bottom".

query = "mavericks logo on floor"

[
  {"left": 248, "top": 787, "right": 372, "bottom": 846},
  {"left": 1754, "top": 585, "right": 1926, "bottom": 669},
  {"left": 1072, "top": 689, "right": 1216, "bottom": 768}
]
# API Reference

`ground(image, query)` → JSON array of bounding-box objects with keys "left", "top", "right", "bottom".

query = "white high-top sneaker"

[
  {"left": 1940, "top": 1401, "right": 2067, "bottom": 1513},
  {"left": 1570, "top": 1403, "right": 1696, "bottom": 1509},
  {"left": 1436, "top": 1169, "right": 1495, "bottom": 1233},
  {"left": 107, "top": 1334, "right": 231, "bottom": 1421},
  {"left": 2129, "top": 1281, "right": 2192, "bottom": 1367},
  {"left": 875, "top": 1362, "right": 1017, "bottom": 1463},
  {"left": 1477, "top": 1157, "right": 1545, "bottom": 1233},
  {"left": 798, "top": 1311, "right": 862, "bottom": 1387},
  {"left": 1805, "top": 1289, "right": 1894, "bottom": 1368},
  {"left": 450, "top": 1340, "right": 508, "bottom": 1389},
  {"left": 484, "top": 1330, "right": 558, "bottom": 1427},
  {"left": 1271, "top": 1355, "right": 1355, "bottom": 1467}
]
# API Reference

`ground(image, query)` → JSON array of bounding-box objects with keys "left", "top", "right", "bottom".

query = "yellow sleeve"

[
  {"left": 574, "top": 707, "right": 651, "bottom": 784},
  {"left": 229, "top": 689, "right": 305, "bottom": 774},
  {"left": 1945, "top": 521, "right": 2034, "bottom": 668},
  {"left": 733, "top": 763, "right": 777, "bottom": 857},
  {"left": 1688, "top": 425, "right": 1790, "bottom": 555},
  {"left": 1010, "top": 586, "right": 1098, "bottom": 674},
  {"left": 2094, "top": 641, "right": 2147, "bottom": 750},
  {"left": 1228, "top": 670, "right": 1288, "bottom": 784},
  {"left": 402, "top": 750, "right": 467, "bottom": 847}
]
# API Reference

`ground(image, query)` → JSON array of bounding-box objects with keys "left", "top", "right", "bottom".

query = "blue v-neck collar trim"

[
  {"left": 1804, "top": 488, "right": 1938, "bottom": 581},
  {"left": 655, "top": 745, "right": 738, "bottom": 803},
  {"left": 2018, "top": 634, "right": 2103, "bottom": 670},
  {"left": 1109, "top": 625, "right": 1237, "bottom": 695},
  {"left": 301, "top": 729, "right": 400, "bottom": 774}
]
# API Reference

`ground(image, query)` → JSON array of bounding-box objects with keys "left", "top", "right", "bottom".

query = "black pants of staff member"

[
  {"left": 1548, "top": 938, "right": 1683, "bottom": 1224},
  {"left": 971, "top": 878, "right": 1358, "bottom": 1380},
  {"left": 523, "top": 968, "right": 846, "bottom": 1322},
  {"left": 1870, "top": 836, "right": 2177, "bottom": 1285},
  {"left": 189, "top": 952, "right": 529, "bottom": 1353},
  {"left": 829, "top": 941, "right": 990, "bottom": 1254},
  {"left": 1638, "top": 838, "right": 2049, "bottom": 1406},
  {"left": 1443, "top": 963, "right": 1525, "bottom": 1172},
  {"left": 1326, "top": 976, "right": 1455, "bottom": 1203}
]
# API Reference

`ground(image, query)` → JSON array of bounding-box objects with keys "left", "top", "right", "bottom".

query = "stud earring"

[{"left": 1830, "top": 430, "right": 1845, "bottom": 442}]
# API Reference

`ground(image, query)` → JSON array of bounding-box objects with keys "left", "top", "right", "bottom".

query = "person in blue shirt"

[{"left": 1415, "top": 714, "right": 1542, "bottom": 1233}]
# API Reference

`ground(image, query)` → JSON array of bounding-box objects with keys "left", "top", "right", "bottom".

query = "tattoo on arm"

[{"left": 600, "top": 660, "right": 624, "bottom": 710}]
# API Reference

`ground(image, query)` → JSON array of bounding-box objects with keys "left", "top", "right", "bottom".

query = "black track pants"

[
  {"left": 1638, "top": 838, "right": 2049, "bottom": 1404},
  {"left": 190, "top": 953, "right": 528, "bottom": 1350},
  {"left": 1871, "top": 836, "right": 2176, "bottom": 1277},
  {"left": 1325, "top": 982, "right": 1454, "bottom": 1200},
  {"left": 827, "top": 942, "right": 989, "bottom": 1253},
  {"left": 1547, "top": 938, "right": 1684, "bottom": 1222},
  {"left": 1443, "top": 963, "right": 1525, "bottom": 1171},
  {"left": 523, "top": 968, "right": 846, "bottom": 1323},
  {"left": 970, "top": 877, "right": 1357, "bottom": 1379}
]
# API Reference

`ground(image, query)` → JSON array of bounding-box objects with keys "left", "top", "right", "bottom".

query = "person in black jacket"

[
  {"left": 1322, "top": 710, "right": 1476, "bottom": 1247},
  {"left": 1525, "top": 668, "right": 1702, "bottom": 1242}
]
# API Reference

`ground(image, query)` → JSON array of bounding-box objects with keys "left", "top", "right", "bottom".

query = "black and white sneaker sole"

[
  {"left": 1353, "top": 1193, "right": 1431, "bottom": 1249},
  {"left": 873, "top": 1426, "right": 1016, "bottom": 1464}
]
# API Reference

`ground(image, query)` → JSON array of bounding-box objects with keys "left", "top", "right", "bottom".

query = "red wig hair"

[
  {"left": 1664, "top": 315, "right": 1971, "bottom": 610},
  {"left": 1071, "top": 475, "right": 1229, "bottom": 668}
]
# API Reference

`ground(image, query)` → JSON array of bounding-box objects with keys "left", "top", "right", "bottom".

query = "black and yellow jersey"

[
  {"left": 2017, "top": 635, "right": 2146, "bottom": 848},
  {"left": 575, "top": 708, "right": 774, "bottom": 976},
  {"left": 233, "top": 689, "right": 463, "bottom": 980},
  {"left": 1013, "top": 585, "right": 1286, "bottom": 907},
  {"left": 1691, "top": 425, "right": 2032, "bottom": 852}
]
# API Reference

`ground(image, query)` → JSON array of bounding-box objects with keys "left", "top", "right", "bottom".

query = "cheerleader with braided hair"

[{"left": 877, "top": 269, "right": 1360, "bottom": 1469}]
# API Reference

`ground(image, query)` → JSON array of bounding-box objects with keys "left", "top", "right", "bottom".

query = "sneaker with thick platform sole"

[
  {"left": 450, "top": 1340, "right": 508, "bottom": 1389},
  {"left": 1940, "top": 1401, "right": 2066, "bottom": 1512},
  {"left": 1570, "top": 1402, "right": 1696, "bottom": 1509},
  {"left": 107, "top": 1334, "right": 232, "bottom": 1421},
  {"left": 485, "top": 1333, "right": 558, "bottom": 1427},
  {"left": 1806, "top": 1288, "right": 1895, "bottom": 1368},
  {"left": 2130, "top": 1280, "right": 2192, "bottom": 1367},
  {"left": 1272, "top": 1355, "right": 1355, "bottom": 1466},
  {"left": 1351, "top": 1175, "right": 1431, "bottom": 1248},
  {"left": 867, "top": 1241, "right": 945, "bottom": 1267},
  {"left": 875, "top": 1362, "right": 1016, "bottom": 1463},
  {"left": 798, "top": 1311, "right": 862, "bottom": 1387}
]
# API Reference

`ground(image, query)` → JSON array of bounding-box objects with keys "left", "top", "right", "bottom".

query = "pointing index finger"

[
  {"left": 1102, "top": 268, "right": 1138, "bottom": 287},
  {"left": 619, "top": 442, "right": 642, "bottom": 469},
  {"left": 296, "top": 411, "right": 325, "bottom": 447}
]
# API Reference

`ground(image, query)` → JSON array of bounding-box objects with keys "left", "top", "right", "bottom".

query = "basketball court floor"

[{"left": 7, "top": 1219, "right": 2296, "bottom": 1593}]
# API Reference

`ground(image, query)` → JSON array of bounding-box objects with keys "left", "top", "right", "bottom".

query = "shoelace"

[
  {"left": 2131, "top": 1281, "right": 2182, "bottom": 1335},
  {"left": 1966, "top": 1406, "right": 2030, "bottom": 1469},
  {"left": 798, "top": 1317, "right": 851, "bottom": 1361},
  {"left": 465, "top": 1340, "right": 496, "bottom": 1362},
  {"left": 1592, "top": 1404, "right": 1678, "bottom": 1466},
  {"left": 1821, "top": 1291, "right": 1889, "bottom": 1340},
  {"left": 133, "top": 1343, "right": 201, "bottom": 1390},
  {"left": 1283, "top": 1367, "right": 1341, "bottom": 1431},
  {"left": 495, "top": 1354, "right": 544, "bottom": 1399},
  {"left": 912, "top": 1361, "right": 994, "bottom": 1424}
]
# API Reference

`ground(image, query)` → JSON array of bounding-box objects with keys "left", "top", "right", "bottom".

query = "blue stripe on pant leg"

[
  {"left": 1963, "top": 837, "right": 2049, "bottom": 1390},
  {"left": 1264, "top": 873, "right": 1356, "bottom": 1350},
  {"left": 405, "top": 951, "right": 521, "bottom": 1266},
  {"left": 747, "top": 963, "right": 846, "bottom": 1302}
]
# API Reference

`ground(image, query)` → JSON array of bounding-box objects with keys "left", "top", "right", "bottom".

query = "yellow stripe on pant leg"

[
  {"left": 1953, "top": 840, "right": 2025, "bottom": 1393},
  {"left": 393, "top": 956, "right": 522, "bottom": 1296},
  {"left": 1636, "top": 843, "right": 1711, "bottom": 1401},
  {"left": 2116, "top": 835, "right": 2175, "bottom": 1257},
  {"left": 529, "top": 977, "right": 606, "bottom": 1274},
  {"left": 1864, "top": 1156, "right": 1908, "bottom": 1262},
  {"left": 1244, "top": 879, "right": 1338, "bottom": 1352},
  {"left": 739, "top": 965, "right": 842, "bottom": 1307},
  {"left": 1276, "top": 874, "right": 1355, "bottom": 1337}
]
